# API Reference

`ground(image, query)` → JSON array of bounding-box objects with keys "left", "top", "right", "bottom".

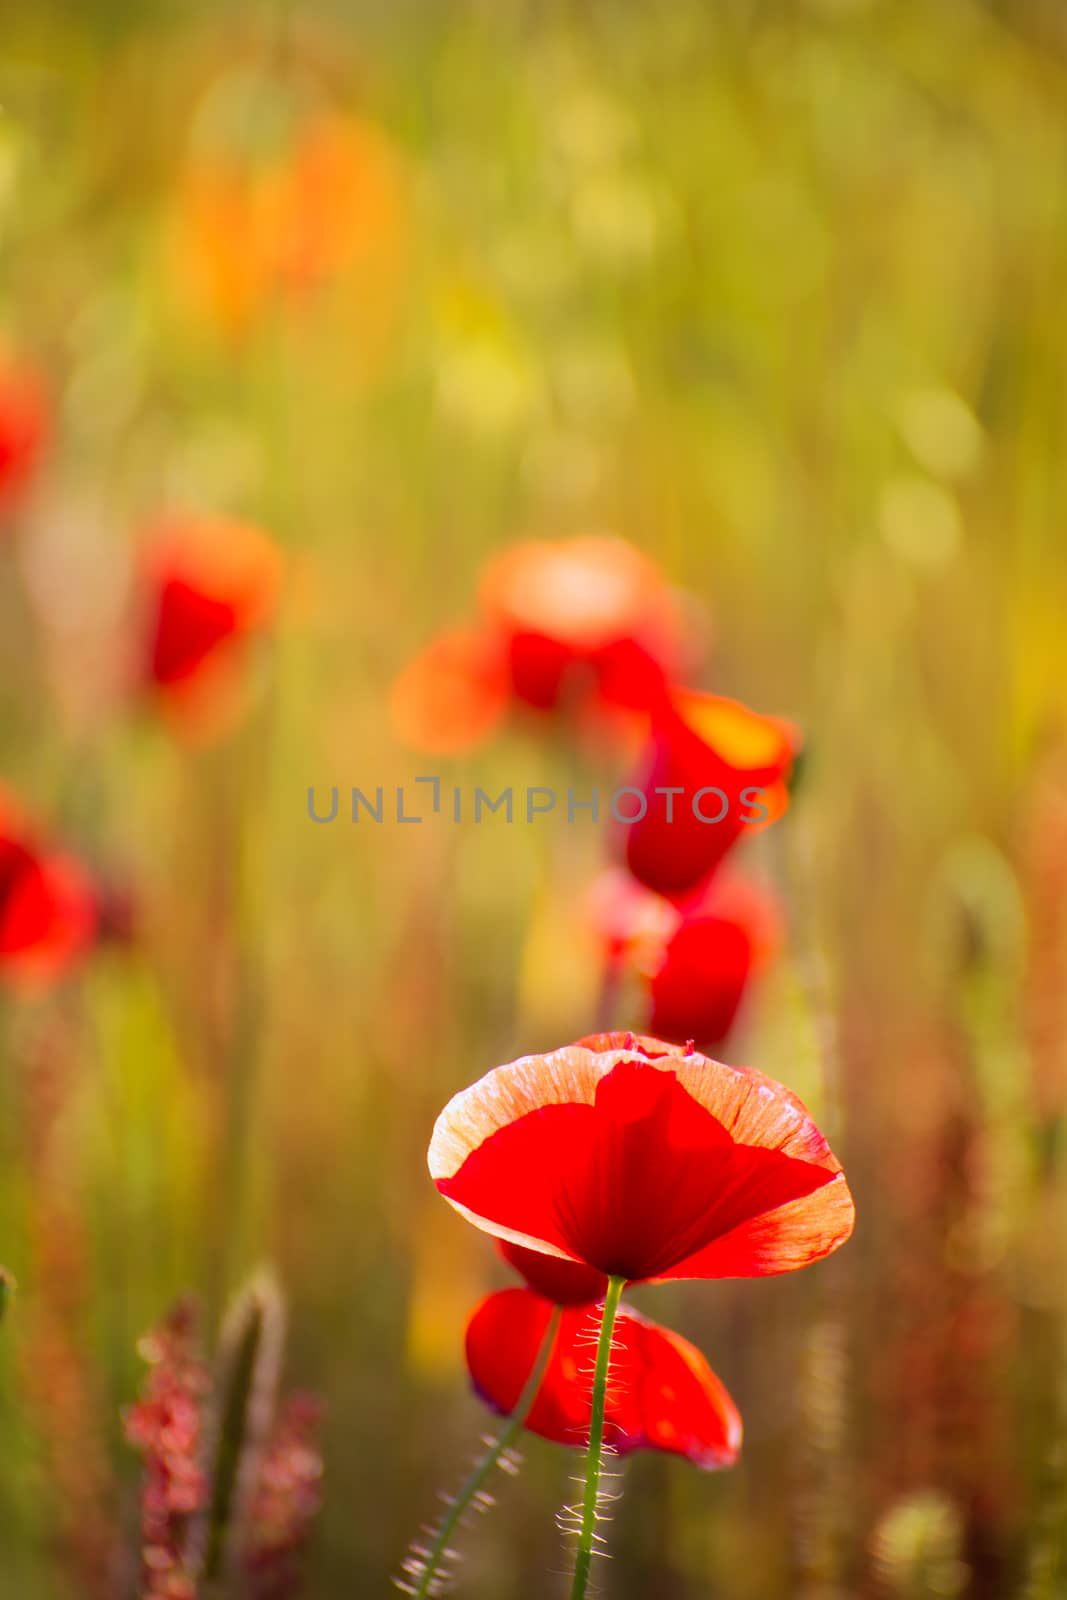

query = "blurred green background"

[{"left": 2, "top": 0, "right": 1067, "bottom": 1596}]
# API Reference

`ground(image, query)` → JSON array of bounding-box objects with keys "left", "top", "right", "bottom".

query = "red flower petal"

[
  {"left": 646, "top": 875, "right": 783, "bottom": 1050},
  {"left": 479, "top": 537, "right": 680, "bottom": 715},
  {"left": 390, "top": 626, "right": 509, "bottom": 754},
  {"left": 0, "top": 357, "right": 48, "bottom": 510},
  {"left": 480, "top": 537, "right": 662, "bottom": 654},
  {"left": 648, "top": 918, "right": 754, "bottom": 1049},
  {"left": 498, "top": 1239, "right": 608, "bottom": 1306},
  {"left": 466, "top": 1287, "right": 741, "bottom": 1469},
  {"left": 144, "top": 517, "right": 280, "bottom": 689},
  {"left": 430, "top": 1038, "right": 853, "bottom": 1283},
  {"left": 624, "top": 690, "right": 797, "bottom": 896},
  {"left": 0, "top": 794, "right": 97, "bottom": 988}
]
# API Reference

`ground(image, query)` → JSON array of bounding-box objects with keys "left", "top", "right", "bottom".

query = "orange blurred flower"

[{"left": 174, "top": 105, "right": 408, "bottom": 343}]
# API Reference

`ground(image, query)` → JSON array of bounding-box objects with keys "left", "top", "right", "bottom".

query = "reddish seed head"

[
  {"left": 243, "top": 1393, "right": 325, "bottom": 1600},
  {"left": 430, "top": 1036, "right": 853, "bottom": 1284},
  {"left": 466, "top": 1286, "right": 742, "bottom": 1468},
  {"left": 124, "top": 1301, "right": 210, "bottom": 1600}
]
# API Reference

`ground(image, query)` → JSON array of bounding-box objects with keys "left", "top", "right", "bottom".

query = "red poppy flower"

[
  {"left": 624, "top": 690, "right": 798, "bottom": 896},
  {"left": 0, "top": 356, "right": 48, "bottom": 512},
  {"left": 392, "top": 537, "right": 686, "bottom": 754},
  {"left": 479, "top": 537, "right": 679, "bottom": 715},
  {"left": 587, "top": 869, "right": 782, "bottom": 1050},
  {"left": 430, "top": 1034, "right": 853, "bottom": 1283},
  {"left": 142, "top": 516, "right": 281, "bottom": 738},
  {"left": 466, "top": 1287, "right": 741, "bottom": 1469},
  {"left": 0, "top": 790, "right": 97, "bottom": 989},
  {"left": 651, "top": 875, "right": 782, "bottom": 1049}
]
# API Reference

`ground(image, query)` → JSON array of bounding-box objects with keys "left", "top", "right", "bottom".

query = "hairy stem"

[
  {"left": 569, "top": 1276, "right": 626, "bottom": 1600},
  {"left": 407, "top": 1305, "right": 562, "bottom": 1599}
]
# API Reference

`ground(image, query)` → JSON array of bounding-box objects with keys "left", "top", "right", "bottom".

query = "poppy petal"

[
  {"left": 646, "top": 876, "right": 782, "bottom": 1051},
  {"left": 0, "top": 847, "right": 97, "bottom": 988},
  {"left": 430, "top": 1039, "right": 853, "bottom": 1283},
  {"left": 624, "top": 691, "right": 798, "bottom": 896},
  {"left": 145, "top": 517, "right": 280, "bottom": 690},
  {"left": 498, "top": 1239, "right": 608, "bottom": 1307},
  {"left": 390, "top": 626, "right": 509, "bottom": 754},
  {"left": 0, "top": 358, "right": 48, "bottom": 509},
  {"left": 648, "top": 917, "right": 755, "bottom": 1049},
  {"left": 466, "top": 1287, "right": 741, "bottom": 1469},
  {"left": 479, "top": 537, "right": 682, "bottom": 715}
]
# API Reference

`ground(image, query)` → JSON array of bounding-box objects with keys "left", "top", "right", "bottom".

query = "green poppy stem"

[
  {"left": 408, "top": 1305, "right": 562, "bottom": 1600},
  {"left": 569, "top": 1275, "right": 626, "bottom": 1600}
]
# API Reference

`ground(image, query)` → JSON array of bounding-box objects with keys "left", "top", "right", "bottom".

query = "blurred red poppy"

[
  {"left": 648, "top": 879, "right": 781, "bottom": 1049},
  {"left": 0, "top": 356, "right": 48, "bottom": 512},
  {"left": 0, "top": 790, "right": 97, "bottom": 989},
  {"left": 142, "top": 516, "right": 281, "bottom": 738},
  {"left": 430, "top": 1034, "right": 852, "bottom": 1283},
  {"left": 392, "top": 537, "right": 686, "bottom": 754},
  {"left": 586, "top": 869, "right": 782, "bottom": 1050},
  {"left": 624, "top": 689, "right": 798, "bottom": 896},
  {"left": 466, "top": 1286, "right": 741, "bottom": 1469},
  {"left": 479, "top": 537, "right": 680, "bottom": 714}
]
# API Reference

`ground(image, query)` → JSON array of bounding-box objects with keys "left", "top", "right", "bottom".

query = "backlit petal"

[
  {"left": 466, "top": 1287, "right": 741, "bottom": 1468},
  {"left": 430, "top": 1040, "right": 853, "bottom": 1282}
]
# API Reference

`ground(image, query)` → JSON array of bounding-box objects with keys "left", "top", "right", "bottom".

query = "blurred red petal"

[
  {"left": 0, "top": 358, "right": 48, "bottom": 510},
  {"left": 646, "top": 874, "right": 783, "bottom": 1050},
  {"left": 430, "top": 1037, "right": 853, "bottom": 1283},
  {"left": 390, "top": 626, "right": 509, "bottom": 754},
  {"left": 144, "top": 516, "right": 280, "bottom": 688},
  {"left": 0, "top": 794, "right": 97, "bottom": 987},
  {"left": 480, "top": 537, "right": 681, "bottom": 715},
  {"left": 624, "top": 690, "right": 798, "bottom": 896},
  {"left": 466, "top": 1287, "right": 741, "bottom": 1468},
  {"left": 648, "top": 918, "right": 754, "bottom": 1049}
]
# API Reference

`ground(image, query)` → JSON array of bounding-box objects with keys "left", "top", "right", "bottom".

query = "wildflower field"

[{"left": 2, "top": 2, "right": 1067, "bottom": 1597}]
